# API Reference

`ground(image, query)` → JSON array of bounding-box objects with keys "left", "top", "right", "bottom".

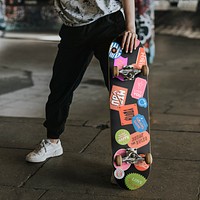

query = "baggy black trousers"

[{"left": 43, "top": 10, "right": 125, "bottom": 139}]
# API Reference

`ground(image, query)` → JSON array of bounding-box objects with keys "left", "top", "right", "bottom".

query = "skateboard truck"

[
  {"left": 113, "top": 65, "right": 149, "bottom": 81},
  {"left": 115, "top": 148, "right": 152, "bottom": 166}
]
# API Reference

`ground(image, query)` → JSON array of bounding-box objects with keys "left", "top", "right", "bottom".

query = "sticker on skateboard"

[
  {"left": 109, "top": 42, "right": 122, "bottom": 59},
  {"left": 119, "top": 104, "right": 138, "bottom": 126},
  {"left": 110, "top": 85, "right": 128, "bottom": 111}
]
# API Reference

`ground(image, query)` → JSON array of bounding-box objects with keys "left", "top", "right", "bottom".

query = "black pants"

[{"left": 43, "top": 10, "right": 125, "bottom": 139}]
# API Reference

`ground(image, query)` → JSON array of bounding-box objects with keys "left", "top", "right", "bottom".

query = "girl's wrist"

[{"left": 126, "top": 24, "right": 136, "bottom": 32}]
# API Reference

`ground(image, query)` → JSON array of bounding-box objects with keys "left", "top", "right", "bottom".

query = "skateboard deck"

[{"left": 108, "top": 36, "right": 152, "bottom": 190}]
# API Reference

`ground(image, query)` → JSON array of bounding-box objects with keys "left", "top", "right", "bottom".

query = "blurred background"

[{"left": 0, "top": 0, "right": 199, "bottom": 33}]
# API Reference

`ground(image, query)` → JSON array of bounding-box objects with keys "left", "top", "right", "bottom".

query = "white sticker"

[{"left": 114, "top": 168, "right": 125, "bottom": 180}]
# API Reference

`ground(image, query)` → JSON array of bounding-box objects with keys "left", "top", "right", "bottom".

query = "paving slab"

[
  {"left": 151, "top": 113, "right": 200, "bottom": 132},
  {"left": 150, "top": 65, "right": 200, "bottom": 103},
  {"left": 40, "top": 190, "right": 159, "bottom": 200},
  {"left": 84, "top": 129, "right": 111, "bottom": 155},
  {"left": 0, "top": 38, "right": 57, "bottom": 72},
  {"left": 0, "top": 65, "right": 33, "bottom": 95},
  {"left": 167, "top": 101, "right": 200, "bottom": 116},
  {"left": 0, "top": 148, "right": 43, "bottom": 187},
  {"left": 151, "top": 130, "right": 200, "bottom": 161},
  {"left": 0, "top": 117, "right": 99, "bottom": 153},
  {"left": 61, "top": 126, "right": 100, "bottom": 153},
  {"left": 153, "top": 35, "right": 200, "bottom": 64},
  {"left": 149, "top": 36, "right": 200, "bottom": 118},
  {"left": 0, "top": 186, "right": 45, "bottom": 200},
  {"left": 84, "top": 118, "right": 110, "bottom": 128},
  {"left": 0, "top": 117, "right": 44, "bottom": 149},
  {"left": 155, "top": 10, "right": 200, "bottom": 38},
  {"left": 24, "top": 151, "right": 112, "bottom": 191},
  {"left": 69, "top": 83, "right": 108, "bottom": 122}
]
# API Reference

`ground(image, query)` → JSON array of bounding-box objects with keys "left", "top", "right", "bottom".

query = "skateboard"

[{"left": 108, "top": 36, "right": 152, "bottom": 190}]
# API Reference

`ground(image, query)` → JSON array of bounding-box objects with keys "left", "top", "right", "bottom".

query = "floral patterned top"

[{"left": 54, "top": 0, "right": 122, "bottom": 26}]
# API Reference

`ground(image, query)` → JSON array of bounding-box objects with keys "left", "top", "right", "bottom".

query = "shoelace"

[{"left": 34, "top": 140, "right": 49, "bottom": 153}]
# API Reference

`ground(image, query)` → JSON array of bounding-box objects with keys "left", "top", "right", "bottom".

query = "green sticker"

[
  {"left": 125, "top": 173, "right": 147, "bottom": 190},
  {"left": 115, "top": 129, "right": 130, "bottom": 145}
]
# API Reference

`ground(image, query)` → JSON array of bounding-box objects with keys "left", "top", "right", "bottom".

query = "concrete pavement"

[
  {"left": 0, "top": 33, "right": 200, "bottom": 200},
  {"left": 155, "top": 10, "right": 200, "bottom": 39}
]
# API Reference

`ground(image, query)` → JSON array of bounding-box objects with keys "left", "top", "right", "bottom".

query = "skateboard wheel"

[
  {"left": 145, "top": 153, "right": 153, "bottom": 165},
  {"left": 141, "top": 65, "right": 149, "bottom": 76},
  {"left": 115, "top": 155, "right": 123, "bottom": 166},
  {"left": 113, "top": 66, "right": 119, "bottom": 77}
]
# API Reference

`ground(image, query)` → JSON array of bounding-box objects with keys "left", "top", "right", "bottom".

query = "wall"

[{"left": 5, "top": 0, "right": 61, "bottom": 31}]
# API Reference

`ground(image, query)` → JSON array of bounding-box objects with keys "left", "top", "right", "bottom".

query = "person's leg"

[
  {"left": 26, "top": 24, "right": 94, "bottom": 162},
  {"left": 93, "top": 11, "right": 126, "bottom": 89},
  {"left": 43, "top": 25, "right": 94, "bottom": 140}
]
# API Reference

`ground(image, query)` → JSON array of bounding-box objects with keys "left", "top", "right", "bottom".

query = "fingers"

[
  {"left": 133, "top": 34, "right": 138, "bottom": 50},
  {"left": 121, "top": 31, "right": 137, "bottom": 53},
  {"left": 121, "top": 31, "right": 129, "bottom": 51}
]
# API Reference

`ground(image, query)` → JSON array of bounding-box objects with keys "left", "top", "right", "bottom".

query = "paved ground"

[
  {"left": 155, "top": 10, "right": 200, "bottom": 39},
  {"left": 0, "top": 31, "right": 200, "bottom": 200}
]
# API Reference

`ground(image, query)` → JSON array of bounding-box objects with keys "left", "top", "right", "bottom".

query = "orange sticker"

[
  {"left": 128, "top": 131, "right": 150, "bottom": 149},
  {"left": 134, "top": 47, "right": 147, "bottom": 69},
  {"left": 119, "top": 104, "right": 138, "bottom": 126},
  {"left": 110, "top": 85, "right": 128, "bottom": 111},
  {"left": 134, "top": 154, "right": 150, "bottom": 171}
]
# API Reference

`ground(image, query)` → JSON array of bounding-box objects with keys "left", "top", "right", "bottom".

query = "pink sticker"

[
  {"left": 131, "top": 77, "right": 147, "bottom": 99},
  {"left": 113, "top": 149, "right": 131, "bottom": 171},
  {"left": 114, "top": 56, "right": 128, "bottom": 70},
  {"left": 135, "top": 39, "right": 140, "bottom": 49}
]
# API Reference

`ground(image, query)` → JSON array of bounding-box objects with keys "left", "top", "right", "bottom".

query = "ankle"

[{"left": 48, "top": 138, "right": 59, "bottom": 144}]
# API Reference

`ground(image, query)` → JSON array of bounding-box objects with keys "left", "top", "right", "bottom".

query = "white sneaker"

[{"left": 26, "top": 139, "right": 63, "bottom": 163}]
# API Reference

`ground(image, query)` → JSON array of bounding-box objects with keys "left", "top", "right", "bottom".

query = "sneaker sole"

[{"left": 26, "top": 148, "right": 63, "bottom": 163}]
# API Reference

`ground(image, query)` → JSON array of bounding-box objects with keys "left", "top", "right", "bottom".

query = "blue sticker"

[
  {"left": 109, "top": 42, "right": 122, "bottom": 59},
  {"left": 132, "top": 114, "right": 148, "bottom": 132},
  {"left": 138, "top": 98, "right": 148, "bottom": 108}
]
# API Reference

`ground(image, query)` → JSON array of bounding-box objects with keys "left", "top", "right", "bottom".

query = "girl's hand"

[{"left": 121, "top": 30, "right": 138, "bottom": 53}]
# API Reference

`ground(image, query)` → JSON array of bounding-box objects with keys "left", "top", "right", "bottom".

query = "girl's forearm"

[
  {"left": 122, "top": 0, "right": 136, "bottom": 32},
  {"left": 121, "top": 0, "right": 137, "bottom": 52}
]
